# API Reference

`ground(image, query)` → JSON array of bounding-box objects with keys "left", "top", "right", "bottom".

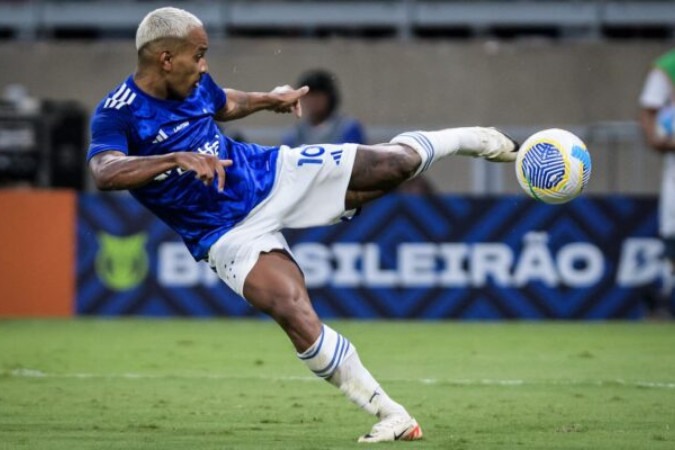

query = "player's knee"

[
  {"left": 258, "top": 284, "right": 311, "bottom": 326},
  {"left": 387, "top": 144, "right": 420, "bottom": 181}
]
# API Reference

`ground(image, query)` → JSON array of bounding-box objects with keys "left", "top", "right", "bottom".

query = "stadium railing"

[{"left": 1, "top": 1, "right": 674, "bottom": 40}]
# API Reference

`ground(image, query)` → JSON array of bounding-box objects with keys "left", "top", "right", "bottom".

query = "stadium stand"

[
  {"left": 0, "top": 1, "right": 674, "bottom": 41},
  {"left": 0, "top": 1, "right": 672, "bottom": 192}
]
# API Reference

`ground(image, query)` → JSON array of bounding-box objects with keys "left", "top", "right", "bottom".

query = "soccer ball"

[{"left": 515, "top": 128, "right": 592, "bottom": 204}]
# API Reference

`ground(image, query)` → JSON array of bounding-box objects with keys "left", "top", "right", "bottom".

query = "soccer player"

[
  {"left": 88, "top": 7, "right": 517, "bottom": 443},
  {"left": 640, "top": 49, "right": 675, "bottom": 317}
]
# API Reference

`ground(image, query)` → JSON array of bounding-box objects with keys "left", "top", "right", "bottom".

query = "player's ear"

[{"left": 160, "top": 51, "right": 172, "bottom": 71}]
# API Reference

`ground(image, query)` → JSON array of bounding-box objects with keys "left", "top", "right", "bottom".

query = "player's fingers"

[
  {"left": 197, "top": 170, "right": 211, "bottom": 184},
  {"left": 219, "top": 159, "right": 233, "bottom": 168},
  {"left": 296, "top": 85, "right": 309, "bottom": 97},
  {"left": 215, "top": 161, "right": 226, "bottom": 192},
  {"left": 293, "top": 100, "right": 303, "bottom": 118},
  {"left": 197, "top": 159, "right": 214, "bottom": 185},
  {"left": 195, "top": 172, "right": 209, "bottom": 186},
  {"left": 271, "top": 84, "right": 293, "bottom": 95}
]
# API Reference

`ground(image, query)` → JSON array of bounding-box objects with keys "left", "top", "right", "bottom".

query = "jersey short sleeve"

[
  {"left": 201, "top": 73, "right": 227, "bottom": 113},
  {"left": 87, "top": 108, "right": 130, "bottom": 161},
  {"left": 640, "top": 68, "right": 672, "bottom": 109}
]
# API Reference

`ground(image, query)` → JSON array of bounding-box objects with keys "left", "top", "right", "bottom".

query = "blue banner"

[{"left": 77, "top": 193, "right": 667, "bottom": 319}]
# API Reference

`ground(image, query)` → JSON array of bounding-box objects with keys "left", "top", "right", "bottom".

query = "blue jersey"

[{"left": 88, "top": 74, "right": 279, "bottom": 260}]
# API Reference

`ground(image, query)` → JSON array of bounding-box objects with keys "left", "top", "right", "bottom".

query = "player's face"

[
  {"left": 166, "top": 27, "right": 209, "bottom": 100},
  {"left": 301, "top": 91, "right": 331, "bottom": 125}
]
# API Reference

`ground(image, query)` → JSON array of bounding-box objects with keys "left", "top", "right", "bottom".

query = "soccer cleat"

[
  {"left": 459, "top": 127, "right": 519, "bottom": 162},
  {"left": 357, "top": 414, "right": 423, "bottom": 443}
]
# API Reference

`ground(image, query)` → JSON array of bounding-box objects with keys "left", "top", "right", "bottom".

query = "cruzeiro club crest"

[{"left": 95, "top": 232, "right": 149, "bottom": 291}]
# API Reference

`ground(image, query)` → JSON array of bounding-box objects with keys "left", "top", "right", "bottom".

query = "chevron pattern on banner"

[
  {"left": 286, "top": 196, "right": 660, "bottom": 319},
  {"left": 78, "top": 193, "right": 253, "bottom": 317},
  {"left": 77, "top": 194, "right": 662, "bottom": 319}
]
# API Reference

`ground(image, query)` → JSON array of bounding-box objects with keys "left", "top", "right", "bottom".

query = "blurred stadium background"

[
  {"left": 2, "top": 2, "right": 675, "bottom": 449},
  {"left": 1, "top": 0, "right": 673, "bottom": 319}
]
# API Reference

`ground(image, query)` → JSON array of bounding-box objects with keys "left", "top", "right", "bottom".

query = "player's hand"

[
  {"left": 269, "top": 85, "right": 309, "bottom": 118},
  {"left": 174, "top": 152, "right": 233, "bottom": 192},
  {"left": 649, "top": 136, "right": 675, "bottom": 153}
]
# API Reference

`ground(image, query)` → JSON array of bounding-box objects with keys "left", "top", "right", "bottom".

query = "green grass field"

[{"left": 1, "top": 320, "right": 674, "bottom": 449}]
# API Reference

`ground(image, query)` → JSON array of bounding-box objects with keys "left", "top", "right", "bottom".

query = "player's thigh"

[
  {"left": 243, "top": 250, "right": 305, "bottom": 306},
  {"left": 345, "top": 189, "right": 387, "bottom": 210},
  {"left": 348, "top": 143, "right": 419, "bottom": 191},
  {"left": 243, "top": 251, "right": 321, "bottom": 341}
]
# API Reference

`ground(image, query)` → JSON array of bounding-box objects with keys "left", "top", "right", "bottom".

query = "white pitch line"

[{"left": 4, "top": 368, "right": 675, "bottom": 389}]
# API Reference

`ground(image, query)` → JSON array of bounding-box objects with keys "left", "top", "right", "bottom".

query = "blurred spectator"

[
  {"left": 282, "top": 69, "right": 365, "bottom": 147},
  {"left": 2, "top": 84, "right": 39, "bottom": 115},
  {"left": 281, "top": 69, "right": 433, "bottom": 194},
  {"left": 639, "top": 49, "right": 675, "bottom": 318}
]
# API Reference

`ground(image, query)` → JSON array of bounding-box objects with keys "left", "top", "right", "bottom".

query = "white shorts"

[
  {"left": 659, "top": 154, "right": 675, "bottom": 238},
  {"left": 208, "top": 143, "right": 358, "bottom": 297}
]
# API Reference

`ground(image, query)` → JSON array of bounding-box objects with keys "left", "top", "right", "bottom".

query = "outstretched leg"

[
  {"left": 243, "top": 251, "right": 423, "bottom": 442},
  {"left": 346, "top": 127, "right": 518, "bottom": 209}
]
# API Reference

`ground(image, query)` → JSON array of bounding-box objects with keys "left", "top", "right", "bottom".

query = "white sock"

[
  {"left": 298, "top": 324, "right": 407, "bottom": 418},
  {"left": 390, "top": 127, "right": 491, "bottom": 177}
]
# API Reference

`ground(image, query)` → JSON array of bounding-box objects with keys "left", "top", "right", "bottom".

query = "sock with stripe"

[
  {"left": 390, "top": 127, "right": 490, "bottom": 177},
  {"left": 298, "top": 324, "right": 407, "bottom": 418}
]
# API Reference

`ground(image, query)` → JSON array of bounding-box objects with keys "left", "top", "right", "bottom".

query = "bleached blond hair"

[{"left": 135, "top": 7, "right": 203, "bottom": 51}]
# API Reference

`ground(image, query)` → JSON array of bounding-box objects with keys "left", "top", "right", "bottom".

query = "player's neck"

[{"left": 133, "top": 69, "right": 170, "bottom": 100}]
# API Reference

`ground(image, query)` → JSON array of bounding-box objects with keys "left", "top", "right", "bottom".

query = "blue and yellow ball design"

[{"left": 515, "top": 129, "right": 591, "bottom": 204}]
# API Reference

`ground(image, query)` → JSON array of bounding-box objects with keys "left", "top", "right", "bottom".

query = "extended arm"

[
  {"left": 215, "top": 85, "right": 309, "bottom": 122},
  {"left": 89, "top": 151, "right": 232, "bottom": 191},
  {"left": 639, "top": 67, "right": 675, "bottom": 154}
]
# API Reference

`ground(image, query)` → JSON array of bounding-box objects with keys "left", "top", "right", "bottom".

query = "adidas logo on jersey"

[
  {"left": 104, "top": 84, "right": 136, "bottom": 110},
  {"left": 330, "top": 149, "right": 343, "bottom": 165},
  {"left": 152, "top": 129, "right": 169, "bottom": 144},
  {"left": 152, "top": 122, "right": 190, "bottom": 144}
]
